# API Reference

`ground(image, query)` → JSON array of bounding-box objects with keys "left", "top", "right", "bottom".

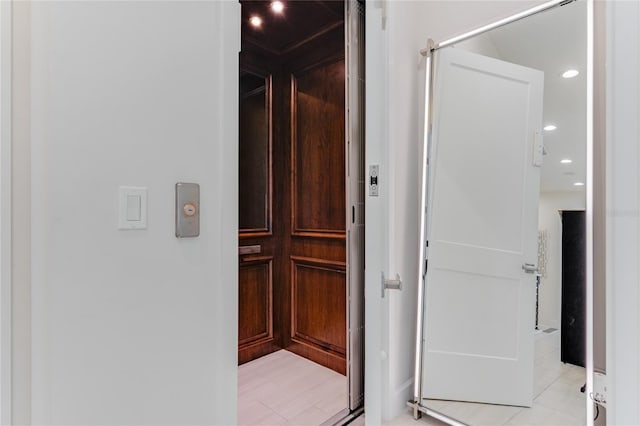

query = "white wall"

[
  {"left": 25, "top": 2, "right": 239, "bottom": 424},
  {"left": 14, "top": 1, "right": 630, "bottom": 425},
  {"left": 537, "top": 191, "right": 586, "bottom": 330},
  {"left": 606, "top": 1, "right": 640, "bottom": 425},
  {"left": 457, "top": 34, "right": 502, "bottom": 60}
]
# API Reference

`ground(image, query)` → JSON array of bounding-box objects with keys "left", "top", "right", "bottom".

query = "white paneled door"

[{"left": 422, "top": 48, "right": 543, "bottom": 407}]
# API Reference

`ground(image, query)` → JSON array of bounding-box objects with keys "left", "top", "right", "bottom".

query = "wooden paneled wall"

[
  {"left": 238, "top": 22, "right": 347, "bottom": 374},
  {"left": 238, "top": 65, "right": 280, "bottom": 364}
]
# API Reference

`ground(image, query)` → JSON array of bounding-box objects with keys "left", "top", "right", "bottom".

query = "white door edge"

[{"left": 364, "top": 4, "right": 391, "bottom": 424}]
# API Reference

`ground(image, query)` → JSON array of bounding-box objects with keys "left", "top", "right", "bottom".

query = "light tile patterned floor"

[
  {"left": 382, "top": 362, "right": 585, "bottom": 426},
  {"left": 403, "top": 329, "right": 587, "bottom": 426},
  {"left": 349, "top": 412, "right": 448, "bottom": 426},
  {"left": 240, "top": 332, "right": 586, "bottom": 426},
  {"left": 238, "top": 350, "right": 347, "bottom": 426}
]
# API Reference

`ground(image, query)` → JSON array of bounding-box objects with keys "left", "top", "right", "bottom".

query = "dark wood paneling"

[
  {"left": 238, "top": 55, "right": 279, "bottom": 365},
  {"left": 239, "top": 74, "right": 272, "bottom": 235},
  {"left": 238, "top": 3, "right": 347, "bottom": 374},
  {"left": 238, "top": 257, "right": 272, "bottom": 344},
  {"left": 284, "top": 25, "right": 345, "bottom": 73},
  {"left": 238, "top": 257, "right": 279, "bottom": 364},
  {"left": 291, "top": 59, "right": 346, "bottom": 238},
  {"left": 290, "top": 256, "right": 346, "bottom": 374},
  {"left": 241, "top": 1, "right": 343, "bottom": 56}
]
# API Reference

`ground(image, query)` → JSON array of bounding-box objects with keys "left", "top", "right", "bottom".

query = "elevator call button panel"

[{"left": 175, "top": 182, "right": 200, "bottom": 238}]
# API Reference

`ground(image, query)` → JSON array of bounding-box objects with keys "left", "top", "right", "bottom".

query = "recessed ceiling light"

[
  {"left": 560, "top": 159, "right": 573, "bottom": 164},
  {"left": 249, "top": 15, "right": 262, "bottom": 28},
  {"left": 574, "top": 182, "right": 585, "bottom": 187},
  {"left": 271, "top": 1, "right": 284, "bottom": 13},
  {"left": 544, "top": 124, "right": 557, "bottom": 131},
  {"left": 562, "top": 69, "right": 580, "bottom": 79}
]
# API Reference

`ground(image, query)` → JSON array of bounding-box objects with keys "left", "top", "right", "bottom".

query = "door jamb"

[
  {"left": 0, "top": 1, "right": 13, "bottom": 423},
  {"left": 345, "top": 0, "right": 366, "bottom": 414}
]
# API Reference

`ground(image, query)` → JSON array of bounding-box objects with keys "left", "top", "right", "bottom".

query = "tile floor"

[
  {"left": 238, "top": 350, "right": 347, "bottom": 426},
  {"left": 393, "top": 329, "right": 587, "bottom": 426},
  {"left": 239, "top": 331, "right": 586, "bottom": 426},
  {"left": 353, "top": 365, "right": 586, "bottom": 426},
  {"left": 349, "top": 413, "right": 448, "bottom": 426}
]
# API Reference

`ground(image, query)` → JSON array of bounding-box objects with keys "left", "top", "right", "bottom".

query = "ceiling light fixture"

[
  {"left": 544, "top": 124, "right": 557, "bottom": 131},
  {"left": 271, "top": 1, "right": 284, "bottom": 13},
  {"left": 560, "top": 159, "right": 573, "bottom": 164},
  {"left": 249, "top": 16, "right": 262, "bottom": 28},
  {"left": 562, "top": 69, "right": 580, "bottom": 79},
  {"left": 574, "top": 182, "right": 585, "bottom": 187}
]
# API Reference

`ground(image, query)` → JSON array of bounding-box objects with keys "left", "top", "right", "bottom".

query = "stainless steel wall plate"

[{"left": 175, "top": 183, "right": 200, "bottom": 238}]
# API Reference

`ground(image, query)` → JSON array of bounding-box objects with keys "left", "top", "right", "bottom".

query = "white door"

[{"left": 422, "top": 47, "right": 543, "bottom": 407}]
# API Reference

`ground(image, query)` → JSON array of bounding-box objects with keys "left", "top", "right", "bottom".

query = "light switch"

[
  {"left": 126, "top": 195, "right": 141, "bottom": 221},
  {"left": 119, "top": 186, "right": 147, "bottom": 230}
]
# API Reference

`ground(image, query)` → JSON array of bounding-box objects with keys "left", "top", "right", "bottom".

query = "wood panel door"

[
  {"left": 238, "top": 70, "right": 279, "bottom": 364},
  {"left": 286, "top": 58, "right": 347, "bottom": 374}
]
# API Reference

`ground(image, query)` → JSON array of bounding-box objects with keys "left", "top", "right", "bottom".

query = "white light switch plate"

[{"left": 118, "top": 186, "right": 147, "bottom": 230}]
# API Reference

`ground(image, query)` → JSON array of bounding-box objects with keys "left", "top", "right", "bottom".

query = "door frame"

[
  {"left": 604, "top": 2, "right": 640, "bottom": 424},
  {"left": 236, "top": 0, "right": 366, "bottom": 421},
  {"left": 345, "top": 0, "right": 366, "bottom": 415},
  {"left": 0, "top": 0, "right": 12, "bottom": 422},
  {"left": 363, "top": 3, "right": 389, "bottom": 424},
  {"left": 407, "top": 0, "right": 596, "bottom": 424}
]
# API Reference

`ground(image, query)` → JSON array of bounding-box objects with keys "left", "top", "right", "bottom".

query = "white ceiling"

[{"left": 457, "top": 1, "right": 587, "bottom": 193}]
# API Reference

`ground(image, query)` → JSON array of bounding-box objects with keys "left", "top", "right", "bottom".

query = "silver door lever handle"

[{"left": 522, "top": 263, "right": 538, "bottom": 273}]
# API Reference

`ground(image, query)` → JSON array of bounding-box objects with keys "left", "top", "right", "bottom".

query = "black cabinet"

[{"left": 561, "top": 210, "right": 586, "bottom": 367}]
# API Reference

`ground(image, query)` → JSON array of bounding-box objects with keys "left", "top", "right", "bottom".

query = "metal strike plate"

[
  {"left": 381, "top": 272, "right": 402, "bottom": 298},
  {"left": 369, "top": 165, "right": 379, "bottom": 197},
  {"left": 175, "top": 183, "right": 200, "bottom": 238}
]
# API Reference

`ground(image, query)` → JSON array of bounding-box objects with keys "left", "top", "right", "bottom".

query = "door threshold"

[{"left": 321, "top": 407, "right": 364, "bottom": 426}]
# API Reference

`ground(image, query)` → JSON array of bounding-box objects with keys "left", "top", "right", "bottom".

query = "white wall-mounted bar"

[{"left": 411, "top": 1, "right": 592, "bottom": 425}]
